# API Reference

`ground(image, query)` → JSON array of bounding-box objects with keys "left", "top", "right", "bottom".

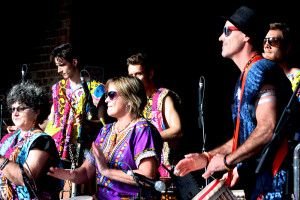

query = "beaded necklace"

[
  {"left": 115, "top": 119, "right": 134, "bottom": 134},
  {"left": 243, "top": 52, "right": 259, "bottom": 71}
]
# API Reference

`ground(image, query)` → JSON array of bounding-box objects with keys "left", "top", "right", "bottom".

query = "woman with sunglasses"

[
  {"left": 0, "top": 81, "right": 63, "bottom": 199},
  {"left": 48, "top": 75, "right": 163, "bottom": 200}
]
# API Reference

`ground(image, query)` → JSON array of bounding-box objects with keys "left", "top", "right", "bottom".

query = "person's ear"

[
  {"left": 149, "top": 69, "right": 155, "bottom": 80},
  {"left": 72, "top": 59, "right": 78, "bottom": 67}
]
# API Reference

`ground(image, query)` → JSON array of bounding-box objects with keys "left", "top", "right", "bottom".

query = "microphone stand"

[
  {"left": 256, "top": 80, "right": 300, "bottom": 174},
  {"left": 74, "top": 75, "right": 90, "bottom": 196},
  {"left": 119, "top": 162, "right": 143, "bottom": 200},
  {"left": 198, "top": 76, "right": 208, "bottom": 186},
  {"left": 133, "top": 175, "right": 145, "bottom": 200},
  {"left": 75, "top": 70, "right": 101, "bottom": 196}
]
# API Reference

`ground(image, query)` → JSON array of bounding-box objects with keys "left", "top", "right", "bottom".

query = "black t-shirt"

[{"left": 29, "top": 135, "right": 62, "bottom": 199}]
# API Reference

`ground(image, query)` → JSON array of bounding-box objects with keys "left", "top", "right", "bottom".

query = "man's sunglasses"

[
  {"left": 223, "top": 26, "right": 239, "bottom": 37},
  {"left": 11, "top": 106, "right": 30, "bottom": 113},
  {"left": 106, "top": 91, "right": 120, "bottom": 101},
  {"left": 263, "top": 37, "right": 281, "bottom": 47}
]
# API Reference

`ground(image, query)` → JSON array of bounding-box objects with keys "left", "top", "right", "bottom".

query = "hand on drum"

[
  {"left": 202, "top": 154, "right": 228, "bottom": 179},
  {"left": 174, "top": 153, "right": 207, "bottom": 177},
  {"left": 221, "top": 166, "right": 239, "bottom": 188},
  {"left": 47, "top": 167, "right": 75, "bottom": 180}
]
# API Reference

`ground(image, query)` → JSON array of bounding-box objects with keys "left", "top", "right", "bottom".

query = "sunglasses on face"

[
  {"left": 11, "top": 106, "right": 30, "bottom": 113},
  {"left": 105, "top": 91, "right": 120, "bottom": 101},
  {"left": 223, "top": 26, "right": 239, "bottom": 37},
  {"left": 263, "top": 37, "right": 281, "bottom": 47}
]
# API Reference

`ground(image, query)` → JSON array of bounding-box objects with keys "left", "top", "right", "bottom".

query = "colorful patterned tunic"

[
  {"left": 287, "top": 69, "right": 300, "bottom": 102},
  {"left": 45, "top": 78, "right": 105, "bottom": 160},
  {"left": 232, "top": 59, "right": 294, "bottom": 200},
  {"left": 0, "top": 128, "right": 62, "bottom": 199},
  {"left": 143, "top": 88, "right": 181, "bottom": 178},
  {"left": 86, "top": 118, "right": 163, "bottom": 200}
]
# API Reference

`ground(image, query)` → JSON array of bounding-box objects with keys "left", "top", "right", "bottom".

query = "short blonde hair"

[{"left": 105, "top": 76, "right": 147, "bottom": 119}]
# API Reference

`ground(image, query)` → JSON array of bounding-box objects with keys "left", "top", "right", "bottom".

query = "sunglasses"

[
  {"left": 106, "top": 91, "right": 120, "bottom": 101},
  {"left": 263, "top": 37, "right": 281, "bottom": 47},
  {"left": 223, "top": 26, "right": 239, "bottom": 37},
  {"left": 11, "top": 106, "right": 30, "bottom": 113}
]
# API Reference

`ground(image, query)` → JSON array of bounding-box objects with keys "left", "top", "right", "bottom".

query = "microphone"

[
  {"left": 123, "top": 170, "right": 166, "bottom": 192},
  {"left": 198, "top": 77, "right": 204, "bottom": 129},
  {"left": 80, "top": 69, "right": 98, "bottom": 121},
  {"left": 80, "top": 70, "right": 85, "bottom": 83},
  {"left": 22, "top": 64, "right": 27, "bottom": 83}
]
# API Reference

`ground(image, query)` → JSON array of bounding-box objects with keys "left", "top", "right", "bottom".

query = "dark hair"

[
  {"left": 269, "top": 22, "right": 291, "bottom": 43},
  {"left": 6, "top": 81, "right": 50, "bottom": 124},
  {"left": 126, "top": 53, "right": 155, "bottom": 74},
  {"left": 105, "top": 75, "right": 147, "bottom": 119},
  {"left": 50, "top": 43, "right": 82, "bottom": 70}
]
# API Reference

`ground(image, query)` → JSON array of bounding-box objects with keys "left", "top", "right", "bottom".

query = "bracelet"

[
  {"left": 223, "top": 154, "right": 235, "bottom": 170},
  {"left": 202, "top": 152, "right": 211, "bottom": 167},
  {"left": 0, "top": 158, "right": 9, "bottom": 171}
]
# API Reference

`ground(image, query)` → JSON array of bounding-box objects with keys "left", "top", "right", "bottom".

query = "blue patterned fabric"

[{"left": 232, "top": 59, "right": 293, "bottom": 200}]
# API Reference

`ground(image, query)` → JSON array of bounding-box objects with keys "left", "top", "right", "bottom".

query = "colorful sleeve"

[
  {"left": 290, "top": 71, "right": 300, "bottom": 101},
  {"left": 133, "top": 123, "right": 162, "bottom": 167}
]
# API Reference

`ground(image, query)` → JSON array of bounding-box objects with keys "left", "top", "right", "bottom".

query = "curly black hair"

[{"left": 6, "top": 81, "right": 50, "bottom": 124}]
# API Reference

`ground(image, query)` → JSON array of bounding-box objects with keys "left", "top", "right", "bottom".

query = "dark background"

[{"left": 1, "top": 0, "right": 298, "bottom": 186}]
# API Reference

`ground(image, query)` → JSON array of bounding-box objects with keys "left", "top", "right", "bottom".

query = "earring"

[
  {"left": 126, "top": 105, "right": 130, "bottom": 112},
  {"left": 31, "top": 120, "right": 37, "bottom": 130}
]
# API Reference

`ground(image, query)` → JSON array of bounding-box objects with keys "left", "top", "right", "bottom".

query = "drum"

[
  {"left": 63, "top": 196, "right": 93, "bottom": 200},
  {"left": 59, "top": 179, "right": 73, "bottom": 199},
  {"left": 192, "top": 179, "right": 237, "bottom": 200},
  {"left": 160, "top": 177, "right": 178, "bottom": 200},
  {"left": 231, "top": 190, "right": 246, "bottom": 200}
]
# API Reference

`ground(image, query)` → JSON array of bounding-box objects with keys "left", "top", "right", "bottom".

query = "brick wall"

[
  {"left": 1, "top": 0, "right": 73, "bottom": 135},
  {"left": 28, "top": 0, "right": 72, "bottom": 98}
]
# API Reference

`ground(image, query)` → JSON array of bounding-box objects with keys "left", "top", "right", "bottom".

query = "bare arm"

[
  {"left": 101, "top": 157, "right": 159, "bottom": 186},
  {"left": 202, "top": 83, "right": 277, "bottom": 178},
  {"left": 160, "top": 95, "right": 183, "bottom": 141},
  {"left": 1, "top": 148, "right": 50, "bottom": 186},
  {"left": 48, "top": 159, "right": 96, "bottom": 184},
  {"left": 225, "top": 84, "right": 277, "bottom": 166}
]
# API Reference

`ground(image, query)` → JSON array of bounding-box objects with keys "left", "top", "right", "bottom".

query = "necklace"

[
  {"left": 116, "top": 119, "right": 134, "bottom": 134},
  {"left": 243, "top": 52, "right": 259, "bottom": 71}
]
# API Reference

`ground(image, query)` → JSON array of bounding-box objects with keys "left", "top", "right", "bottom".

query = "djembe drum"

[{"left": 192, "top": 179, "right": 237, "bottom": 200}]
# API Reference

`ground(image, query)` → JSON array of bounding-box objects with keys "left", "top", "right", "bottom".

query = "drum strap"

[
  {"left": 255, "top": 138, "right": 288, "bottom": 199},
  {"left": 272, "top": 137, "right": 288, "bottom": 177},
  {"left": 228, "top": 54, "right": 262, "bottom": 187}
]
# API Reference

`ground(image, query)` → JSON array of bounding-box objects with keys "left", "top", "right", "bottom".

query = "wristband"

[
  {"left": 0, "top": 158, "right": 9, "bottom": 171},
  {"left": 202, "top": 152, "right": 211, "bottom": 167},
  {"left": 223, "top": 154, "right": 235, "bottom": 170}
]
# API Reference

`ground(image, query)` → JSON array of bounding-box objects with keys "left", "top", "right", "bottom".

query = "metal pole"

[{"left": 293, "top": 143, "right": 300, "bottom": 200}]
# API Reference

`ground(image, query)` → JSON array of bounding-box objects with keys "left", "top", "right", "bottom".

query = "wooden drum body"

[{"left": 192, "top": 179, "right": 237, "bottom": 200}]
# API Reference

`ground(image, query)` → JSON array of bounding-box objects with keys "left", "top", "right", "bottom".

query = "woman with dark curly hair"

[{"left": 0, "top": 81, "right": 63, "bottom": 200}]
